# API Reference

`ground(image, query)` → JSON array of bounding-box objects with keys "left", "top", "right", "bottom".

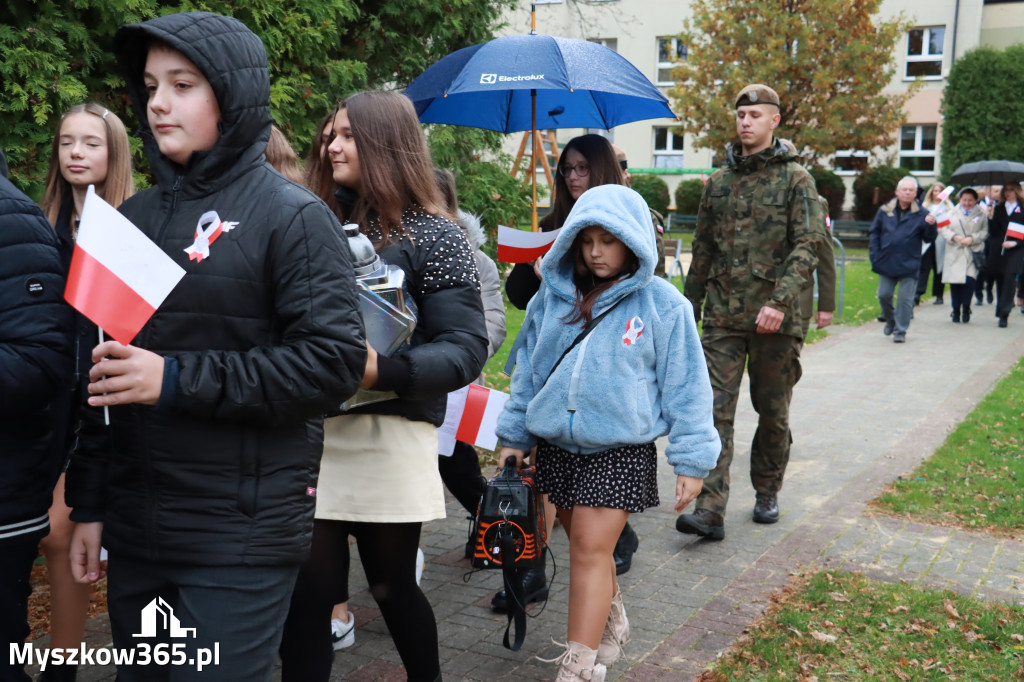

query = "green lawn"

[
  {"left": 871, "top": 356, "right": 1024, "bottom": 537},
  {"left": 701, "top": 570, "right": 1024, "bottom": 682}
]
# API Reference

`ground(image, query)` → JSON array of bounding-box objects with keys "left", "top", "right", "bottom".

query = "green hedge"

[{"left": 631, "top": 174, "right": 670, "bottom": 216}]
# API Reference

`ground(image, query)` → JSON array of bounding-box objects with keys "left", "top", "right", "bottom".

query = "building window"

[
  {"left": 656, "top": 36, "right": 686, "bottom": 85},
  {"left": 899, "top": 125, "right": 937, "bottom": 173},
  {"left": 653, "top": 127, "right": 684, "bottom": 169},
  {"left": 906, "top": 27, "right": 944, "bottom": 79},
  {"left": 588, "top": 37, "right": 618, "bottom": 52},
  {"left": 832, "top": 150, "right": 870, "bottom": 175}
]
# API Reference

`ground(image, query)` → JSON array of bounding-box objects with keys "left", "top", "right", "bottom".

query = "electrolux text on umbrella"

[{"left": 480, "top": 73, "right": 546, "bottom": 84}]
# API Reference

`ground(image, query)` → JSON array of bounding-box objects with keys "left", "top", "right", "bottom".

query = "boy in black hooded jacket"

[{"left": 66, "top": 12, "right": 366, "bottom": 680}]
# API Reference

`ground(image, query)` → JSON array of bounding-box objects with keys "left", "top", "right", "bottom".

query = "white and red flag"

[
  {"left": 1006, "top": 221, "right": 1024, "bottom": 240},
  {"left": 937, "top": 185, "right": 955, "bottom": 202},
  {"left": 497, "top": 225, "right": 560, "bottom": 263},
  {"left": 935, "top": 211, "right": 952, "bottom": 229},
  {"left": 438, "top": 383, "right": 510, "bottom": 455},
  {"left": 64, "top": 186, "right": 186, "bottom": 345}
]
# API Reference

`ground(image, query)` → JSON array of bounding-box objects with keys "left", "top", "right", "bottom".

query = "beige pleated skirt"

[{"left": 314, "top": 413, "right": 446, "bottom": 523}]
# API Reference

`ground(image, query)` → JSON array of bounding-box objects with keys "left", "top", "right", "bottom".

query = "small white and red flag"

[
  {"left": 825, "top": 215, "right": 832, "bottom": 230},
  {"left": 438, "top": 384, "right": 510, "bottom": 455},
  {"left": 935, "top": 211, "right": 952, "bottom": 229},
  {"left": 937, "top": 185, "right": 955, "bottom": 202},
  {"left": 497, "top": 225, "right": 560, "bottom": 263},
  {"left": 64, "top": 186, "right": 186, "bottom": 345},
  {"left": 1007, "top": 221, "right": 1024, "bottom": 240}
]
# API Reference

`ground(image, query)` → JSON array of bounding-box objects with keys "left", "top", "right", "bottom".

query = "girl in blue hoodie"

[{"left": 496, "top": 184, "right": 720, "bottom": 681}]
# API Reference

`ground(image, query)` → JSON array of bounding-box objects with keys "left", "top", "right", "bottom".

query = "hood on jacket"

[
  {"left": 114, "top": 12, "right": 271, "bottom": 195},
  {"left": 541, "top": 184, "right": 655, "bottom": 305},
  {"left": 724, "top": 136, "right": 795, "bottom": 171},
  {"left": 456, "top": 209, "right": 487, "bottom": 250}
]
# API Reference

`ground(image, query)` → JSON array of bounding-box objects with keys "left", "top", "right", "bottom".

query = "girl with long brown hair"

[{"left": 279, "top": 91, "right": 488, "bottom": 682}]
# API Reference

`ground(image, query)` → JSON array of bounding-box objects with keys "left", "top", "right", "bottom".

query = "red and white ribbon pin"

[{"left": 185, "top": 210, "right": 238, "bottom": 262}]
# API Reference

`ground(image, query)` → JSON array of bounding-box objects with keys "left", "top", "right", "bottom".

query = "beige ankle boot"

[
  {"left": 596, "top": 589, "right": 630, "bottom": 665},
  {"left": 541, "top": 640, "right": 607, "bottom": 682}
]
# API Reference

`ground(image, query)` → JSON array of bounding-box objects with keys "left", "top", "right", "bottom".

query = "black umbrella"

[{"left": 949, "top": 160, "right": 1024, "bottom": 186}]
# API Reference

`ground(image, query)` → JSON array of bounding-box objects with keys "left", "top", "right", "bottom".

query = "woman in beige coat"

[{"left": 941, "top": 187, "right": 989, "bottom": 323}]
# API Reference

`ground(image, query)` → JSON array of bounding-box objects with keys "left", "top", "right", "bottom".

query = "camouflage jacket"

[{"left": 684, "top": 138, "right": 825, "bottom": 338}]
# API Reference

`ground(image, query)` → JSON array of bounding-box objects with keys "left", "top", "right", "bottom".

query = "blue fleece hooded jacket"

[{"left": 495, "top": 185, "right": 720, "bottom": 478}]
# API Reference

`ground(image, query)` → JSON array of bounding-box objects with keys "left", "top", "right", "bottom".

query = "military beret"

[{"left": 735, "top": 84, "right": 780, "bottom": 109}]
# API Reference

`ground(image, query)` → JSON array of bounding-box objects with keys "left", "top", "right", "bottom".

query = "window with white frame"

[
  {"left": 653, "top": 127, "right": 684, "bottom": 169},
  {"left": 899, "top": 125, "right": 937, "bottom": 173},
  {"left": 831, "top": 150, "right": 870, "bottom": 175},
  {"left": 656, "top": 36, "right": 686, "bottom": 85},
  {"left": 905, "top": 27, "right": 944, "bottom": 79}
]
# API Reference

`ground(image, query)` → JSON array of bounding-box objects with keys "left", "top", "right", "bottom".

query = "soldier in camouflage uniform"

[
  {"left": 799, "top": 196, "right": 837, "bottom": 338},
  {"left": 675, "top": 84, "right": 826, "bottom": 540}
]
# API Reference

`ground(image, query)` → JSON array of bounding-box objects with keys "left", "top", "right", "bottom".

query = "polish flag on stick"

[
  {"left": 937, "top": 185, "right": 955, "bottom": 202},
  {"left": 935, "top": 211, "right": 952, "bottom": 229},
  {"left": 497, "top": 225, "right": 560, "bottom": 263},
  {"left": 64, "top": 186, "right": 186, "bottom": 345},
  {"left": 1007, "top": 221, "right": 1024, "bottom": 240}
]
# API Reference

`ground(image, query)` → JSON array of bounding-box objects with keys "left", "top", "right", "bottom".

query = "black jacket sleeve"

[
  {"left": 505, "top": 262, "right": 541, "bottom": 310},
  {"left": 0, "top": 184, "right": 73, "bottom": 415},
  {"left": 394, "top": 223, "right": 488, "bottom": 399},
  {"left": 168, "top": 202, "right": 367, "bottom": 426}
]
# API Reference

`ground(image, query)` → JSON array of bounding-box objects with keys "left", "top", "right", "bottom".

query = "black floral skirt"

[{"left": 534, "top": 440, "right": 659, "bottom": 513}]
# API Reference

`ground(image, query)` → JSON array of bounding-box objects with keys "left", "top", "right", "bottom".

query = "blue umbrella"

[
  {"left": 404, "top": 33, "right": 675, "bottom": 133},
  {"left": 404, "top": 32, "right": 676, "bottom": 228}
]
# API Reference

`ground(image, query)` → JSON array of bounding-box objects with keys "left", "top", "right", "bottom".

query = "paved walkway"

[{"left": 31, "top": 300, "right": 1024, "bottom": 681}]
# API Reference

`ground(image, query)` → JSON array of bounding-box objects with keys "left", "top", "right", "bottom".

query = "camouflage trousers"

[{"left": 696, "top": 327, "right": 803, "bottom": 516}]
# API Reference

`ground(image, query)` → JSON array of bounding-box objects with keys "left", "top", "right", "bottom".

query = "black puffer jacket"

[
  {"left": 66, "top": 12, "right": 366, "bottom": 566},
  {"left": 0, "top": 153, "right": 74, "bottom": 538},
  {"left": 345, "top": 208, "right": 489, "bottom": 426}
]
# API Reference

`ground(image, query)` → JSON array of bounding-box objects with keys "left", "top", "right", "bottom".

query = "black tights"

[{"left": 279, "top": 519, "right": 440, "bottom": 682}]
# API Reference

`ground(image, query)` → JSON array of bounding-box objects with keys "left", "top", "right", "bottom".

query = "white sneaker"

[
  {"left": 330, "top": 615, "right": 355, "bottom": 650},
  {"left": 415, "top": 547, "right": 425, "bottom": 586}
]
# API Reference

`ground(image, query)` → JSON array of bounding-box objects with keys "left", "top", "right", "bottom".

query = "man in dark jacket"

[
  {"left": 65, "top": 12, "right": 366, "bottom": 680},
  {"left": 869, "top": 176, "right": 937, "bottom": 343},
  {"left": 0, "top": 149, "right": 74, "bottom": 682}
]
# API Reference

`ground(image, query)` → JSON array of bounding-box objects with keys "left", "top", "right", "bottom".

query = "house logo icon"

[
  {"left": 132, "top": 597, "right": 197, "bottom": 638},
  {"left": 480, "top": 73, "right": 497, "bottom": 84}
]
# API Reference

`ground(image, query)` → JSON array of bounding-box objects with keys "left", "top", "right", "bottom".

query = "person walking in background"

[
  {"left": 869, "top": 176, "right": 937, "bottom": 343},
  {"left": 917, "top": 182, "right": 952, "bottom": 306},
  {"left": 799, "top": 196, "right": 836, "bottom": 338},
  {"left": 265, "top": 124, "right": 304, "bottom": 184},
  {"left": 676, "top": 84, "right": 825, "bottom": 541},
  {"left": 495, "top": 185, "right": 719, "bottom": 681},
  {"left": 941, "top": 188, "right": 988, "bottom": 323},
  {"left": 978, "top": 184, "right": 1002, "bottom": 305},
  {"left": 0, "top": 148, "right": 74, "bottom": 682},
  {"left": 37, "top": 102, "right": 135, "bottom": 682},
  {"left": 65, "top": 12, "right": 367, "bottom": 680},
  {"left": 278, "top": 90, "right": 488, "bottom": 682},
  {"left": 988, "top": 181, "right": 1024, "bottom": 328},
  {"left": 434, "top": 168, "right": 505, "bottom": 532}
]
